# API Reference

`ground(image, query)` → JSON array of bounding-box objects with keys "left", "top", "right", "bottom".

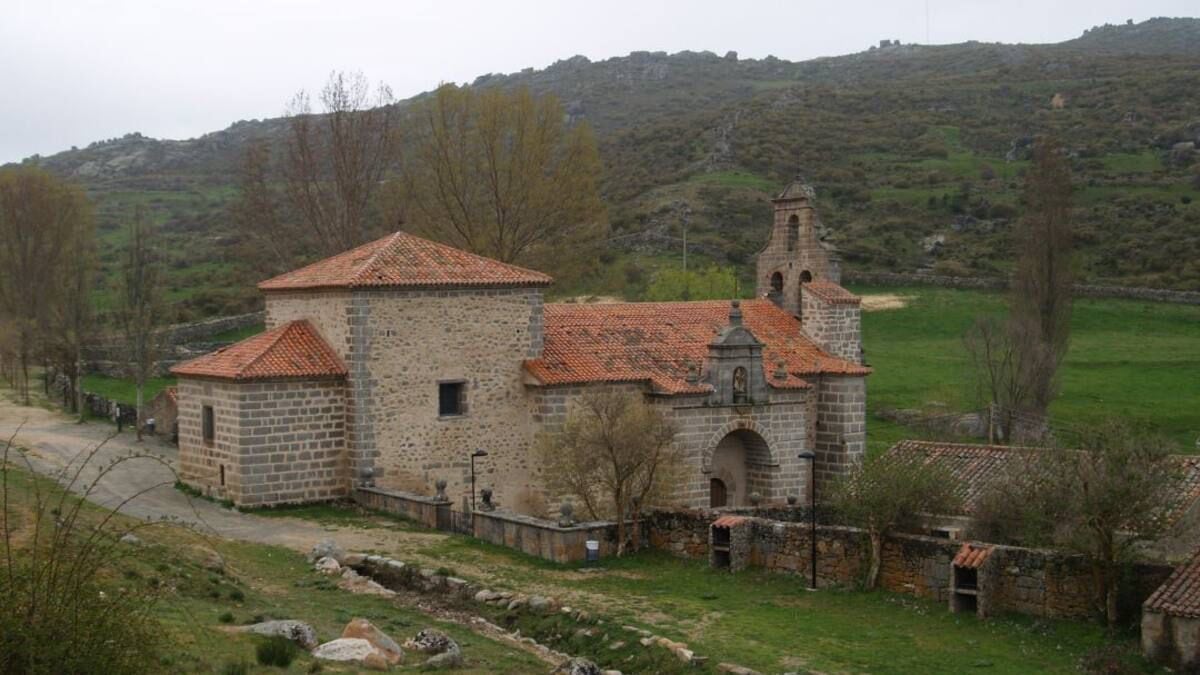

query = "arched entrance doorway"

[{"left": 709, "top": 429, "right": 772, "bottom": 507}]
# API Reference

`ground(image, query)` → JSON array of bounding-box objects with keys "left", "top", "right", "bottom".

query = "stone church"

[{"left": 172, "top": 179, "right": 869, "bottom": 513}]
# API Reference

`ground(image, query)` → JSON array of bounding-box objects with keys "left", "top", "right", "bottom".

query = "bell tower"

[{"left": 755, "top": 177, "right": 839, "bottom": 317}]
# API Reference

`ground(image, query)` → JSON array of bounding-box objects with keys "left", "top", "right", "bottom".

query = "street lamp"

[
  {"left": 797, "top": 451, "right": 817, "bottom": 590},
  {"left": 470, "top": 449, "right": 489, "bottom": 511}
]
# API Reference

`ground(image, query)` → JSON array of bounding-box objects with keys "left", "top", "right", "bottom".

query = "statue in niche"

[{"left": 733, "top": 366, "right": 748, "bottom": 403}]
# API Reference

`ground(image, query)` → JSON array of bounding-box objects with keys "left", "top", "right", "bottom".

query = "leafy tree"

[
  {"left": 970, "top": 421, "right": 1179, "bottom": 628},
  {"left": 115, "top": 207, "right": 164, "bottom": 441},
  {"left": 406, "top": 84, "right": 607, "bottom": 283},
  {"left": 539, "top": 388, "right": 680, "bottom": 555},
  {"left": 1011, "top": 136, "right": 1074, "bottom": 413},
  {"left": 829, "top": 453, "right": 961, "bottom": 589},
  {"left": 0, "top": 167, "right": 93, "bottom": 405}
]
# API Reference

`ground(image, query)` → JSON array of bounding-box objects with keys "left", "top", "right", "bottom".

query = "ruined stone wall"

[
  {"left": 351, "top": 287, "right": 545, "bottom": 514},
  {"left": 263, "top": 290, "right": 354, "bottom": 360},
  {"left": 800, "top": 290, "right": 862, "bottom": 364},
  {"left": 176, "top": 377, "right": 244, "bottom": 501},
  {"left": 813, "top": 375, "right": 866, "bottom": 491},
  {"left": 235, "top": 378, "right": 348, "bottom": 507},
  {"left": 646, "top": 509, "right": 1170, "bottom": 621}
]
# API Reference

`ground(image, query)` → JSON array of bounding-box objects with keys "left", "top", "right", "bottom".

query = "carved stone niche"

[{"left": 704, "top": 300, "right": 769, "bottom": 407}]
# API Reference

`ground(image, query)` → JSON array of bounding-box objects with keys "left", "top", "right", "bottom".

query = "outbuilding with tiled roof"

[{"left": 1143, "top": 545, "right": 1200, "bottom": 669}]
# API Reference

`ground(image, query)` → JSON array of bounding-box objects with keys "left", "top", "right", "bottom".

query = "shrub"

[
  {"left": 219, "top": 661, "right": 250, "bottom": 675},
  {"left": 256, "top": 635, "right": 298, "bottom": 668},
  {"left": 229, "top": 588, "right": 245, "bottom": 602},
  {"left": 0, "top": 434, "right": 170, "bottom": 674},
  {"left": 218, "top": 611, "right": 235, "bottom": 624}
]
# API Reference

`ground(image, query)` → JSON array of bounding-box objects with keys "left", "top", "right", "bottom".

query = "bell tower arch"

[{"left": 754, "top": 177, "right": 840, "bottom": 317}]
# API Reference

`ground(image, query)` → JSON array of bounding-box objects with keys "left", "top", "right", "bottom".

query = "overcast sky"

[{"left": 1, "top": 0, "right": 1194, "bottom": 163}]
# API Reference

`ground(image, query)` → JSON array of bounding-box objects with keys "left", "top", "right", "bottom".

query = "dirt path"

[{"left": 0, "top": 396, "right": 429, "bottom": 555}]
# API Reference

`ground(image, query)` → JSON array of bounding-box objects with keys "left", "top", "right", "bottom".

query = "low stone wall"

[
  {"left": 844, "top": 271, "right": 1200, "bottom": 305},
  {"left": 647, "top": 509, "right": 1171, "bottom": 621},
  {"left": 472, "top": 509, "right": 638, "bottom": 564},
  {"left": 355, "top": 486, "right": 637, "bottom": 563},
  {"left": 84, "top": 311, "right": 265, "bottom": 377},
  {"left": 354, "top": 486, "right": 450, "bottom": 530}
]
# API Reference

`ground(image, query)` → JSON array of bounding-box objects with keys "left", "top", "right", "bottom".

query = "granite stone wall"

[
  {"left": 800, "top": 289, "right": 862, "bottom": 363},
  {"left": 813, "top": 375, "right": 867, "bottom": 492},
  {"left": 646, "top": 509, "right": 1169, "bottom": 621},
  {"left": 843, "top": 271, "right": 1200, "bottom": 305},
  {"left": 177, "top": 378, "right": 244, "bottom": 501},
  {"left": 1143, "top": 611, "right": 1200, "bottom": 671}
]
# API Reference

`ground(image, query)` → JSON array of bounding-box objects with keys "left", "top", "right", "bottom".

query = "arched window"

[
  {"left": 799, "top": 270, "right": 813, "bottom": 283},
  {"left": 770, "top": 272, "right": 783, "bottom": 294},
  {"left": 786, "top": 215, "right": 799, "bottom": 252}
]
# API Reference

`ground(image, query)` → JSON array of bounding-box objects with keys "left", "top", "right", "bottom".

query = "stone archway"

[{"left": 709, "top": 428, "right": 773, "bottom": 507}]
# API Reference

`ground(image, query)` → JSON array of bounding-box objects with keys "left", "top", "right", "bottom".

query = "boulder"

[
  {"left": 474, "top": 589, "right": 501, "bottom": 603},
  {"left": 528, "top": 595, "right": 553, "bottom": 613},
  {"left": 553, "top": 657, "right": 602, "bottom": 675},
  {"left": 119, "top": 533, "right": 141, "bottom": 546},
  {"left": 404, "top": 628, "right": 462, "bottom": 668},
  {"left": 338, "top": 569, "right": 397, "bottom": 597},
  {"left": 307, "top": 539, "right": 344, "bottom": 564},
  {"left": 342, "top": 618, "right": 403, "bottom": 665},
  {"left": 312, "top": 638, "right": 390, "bottom": 670},
  {"left": 241, "top": 620, "right": 318, "bottom": 650},
  {"left": 315, "top": 556, "right": 341, "bottom": 576},
  {"left": 342, "top": 552, "right": 367, "bottom": 567}
]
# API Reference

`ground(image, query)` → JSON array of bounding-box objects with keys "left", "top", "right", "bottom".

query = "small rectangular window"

[
  {"left": 438, "top": 381, "right": 466, "bottom": 417},
  {"left": 202, "top": 405, "right": 215, "bottom": 443}
]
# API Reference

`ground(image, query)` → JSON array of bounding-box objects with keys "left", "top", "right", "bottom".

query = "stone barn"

[
  {"left": 172, "top": 178, "right": 870, "bottom": 512},
  {"left": 1144, "top": 547, "right": 1200, "bottom": 670}
]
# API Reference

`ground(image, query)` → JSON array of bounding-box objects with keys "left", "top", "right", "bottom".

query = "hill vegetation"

[{"left": 13, "top": 18, "right": 1200, "bottom": 320}]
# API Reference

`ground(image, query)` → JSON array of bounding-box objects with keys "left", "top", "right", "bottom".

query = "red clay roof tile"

[
  {"left": 885, "top": 440, "right": 1200, "bottom": 528},
  {"left": 258, "top": 231, "right": 552, "bottom": 292},
  {"left": 524, "top": 299, "right": 870, "bottom": 394},
  {"left": 1145, "top": 546, "right": 1200, "bottom": 618},
  {"left": 804, "top": 280, "right": 862, "bottom": 305},
  {"left": 953, "top": 543, "right": 993, "bottom": 569},
  {"left": 712, "top": 515, "right": 749, "bottom": 528},
  {"left": 170, "top": 320, "right": 347, "bottom": 381}
]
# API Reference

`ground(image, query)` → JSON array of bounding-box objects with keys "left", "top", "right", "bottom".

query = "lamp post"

[
  {"left": 797, "top": 451, "right": 817, "bottom": 590},
  {"left": 470, "top": 449, "right": 489, "bottom": 511}
]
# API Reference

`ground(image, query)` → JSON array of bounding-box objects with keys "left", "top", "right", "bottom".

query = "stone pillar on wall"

[
  {"left": 800, "top": 285, "right": 863, "bottom": 365},
  {"left": 813, "top": 375, "right": 866, "bottom": 494}
]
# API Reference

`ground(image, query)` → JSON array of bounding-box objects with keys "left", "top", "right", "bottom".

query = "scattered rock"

[
  {"left": 202, "top": 551, "right": 225, "bottom": 574},
  {"left": 338, "top": 568, "right": 396, "bottom": 597},
  {"left": 553, "top": 657, "right": 602, "bottom": 675},
  {"left": 404, "top": 628, "right": 462, "bottom": 668},
  {"left": 717, "top": 664, "right": 762, "bottom": 675},
  {"left": 315, "top": 556, "right": 341, "bottom": 576},
  {"left": 312, "top": 638, "right": 390, "bottom": 670},
  {"left": 119, "top": 533, "right": 141, "bottom": 546},
  {"left": 342, "top": 552, "right": 367, "bottom": 567},
  {"left": 474, "top": 589, "right": 501, "bottom": 603},
  {"left": 308, "top": 539, "right": 344, "bottom": 564},
  {"left": 342, "top": 618, "right": 403, "bottom": 665},
  {"left": 528, "top": 595, "right": 553, "bottom": 613},
  {"left": 241, "top": 620, "right": 318, "bottom": 650}
]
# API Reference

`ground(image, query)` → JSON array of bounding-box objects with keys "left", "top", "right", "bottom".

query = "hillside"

[{"left": 15, "top": 17, "right": 1200, "bottom": 320}]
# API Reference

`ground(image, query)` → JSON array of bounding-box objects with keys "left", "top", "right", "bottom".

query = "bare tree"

[
  {"left": 970, "top": 422, "right": 1179, "bottom": 628},
  {"left": 539, "top": 389, "right": 680, "bottom": 556},
  {"left": 45, "top": 204, "right": 97, "bottom": 422},
  {"left": 1012, "top": 136, "right": 1073, "bottom": 412},
  {"left": 963, "top": 315, "right": 1050, "bottom": 443},
  {"left": 406, "top": 84, "right": 607, "bottom": 282},
  {"left": 0, "top": 168, "right": 90, "bottom": 405},
  {"left": 230, "top": 140, "right": 292, "bottom": 276},
  {"left": 829, "top": 452, "right": 961, "bottom": 589},
  {"left": 115, "top": 207, "right": 164, "bottom": 441},
  {"left": 281, "top": 71, "right": 401, "bottom": 256}
]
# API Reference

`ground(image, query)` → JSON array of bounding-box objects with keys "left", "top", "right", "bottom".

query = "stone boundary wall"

[
  {"left": 84, "top": 311, "right": 265, "bottom": 377},
  {"left": 844, "top": 271, "right": 1200, "bottom": 305},
  {"left": 355, "top": 486, "right": 451, "bottom": 530},
  {"left": 647, "top": 509, "right": 1171, "bottom": 621},
  {"left": 355, "top": 486, "right": 637, "bottom": 563}
]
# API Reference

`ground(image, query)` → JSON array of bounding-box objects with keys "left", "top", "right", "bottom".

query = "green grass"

[
  {"left": 415, "top": 537, "right": 1152, "bottom": 674},
  {"left": 853, "top": 285, "right": 1200, "bottom": 451},
  {"left": 1101, "top": 152, "right": 1163, "bottom": 173},
  {"left": 81, "top": 374, "right": 176, "bottom": 407},
  {"left": 210, "top": 323, "right": 265, "bottom": 343},
  {"left": 2, "top": 465, "right": 546, "bottom": 673}
]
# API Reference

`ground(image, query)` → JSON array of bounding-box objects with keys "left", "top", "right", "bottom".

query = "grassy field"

[
  {"left": 0, "top": 465, "right": 545, "bottom": 674},
  {"left": 854, "top": 285, "right": 1200, "bottom": 453},
  {"left": 81, "top": 373, "right": 176, "bottom": 407}
]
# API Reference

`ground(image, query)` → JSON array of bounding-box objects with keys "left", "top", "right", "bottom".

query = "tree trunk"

[
  {"left": 74, "top": 354, "right": 84, "bottom": 423},
  {"left": 866, "top": 530, "right": 883, "bottom": 590},
  {"left": 1105, "top": 572, "right": 1119, "bottom": 630},
  {"left": 135, "top": 383, "right": 144, "bottom": 441}
]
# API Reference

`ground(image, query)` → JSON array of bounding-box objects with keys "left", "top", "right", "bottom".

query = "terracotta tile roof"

[
  {"left": 712, "top": 515, "right": 749, "bottom": 529},
  {"left": 804, "top": 280, "right": 861, "bottom": 305},
  {"left": 170, "top": 320, "right": 347, "bottom": 381},
  {"left": 258, "top": 231, "right": 552, "bottom": 292},
  {"left": 523, "top": 299, "right": 870, "bottom": 394},
  {"left": 953, "top": 543, "right": 993, "bottom": 569},
  {"left": 885, "top": 440, "right": 1200, "bottom": 527},
  {"left": 1145, "top": 546, "right": 1200, "bottom": 618}
]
